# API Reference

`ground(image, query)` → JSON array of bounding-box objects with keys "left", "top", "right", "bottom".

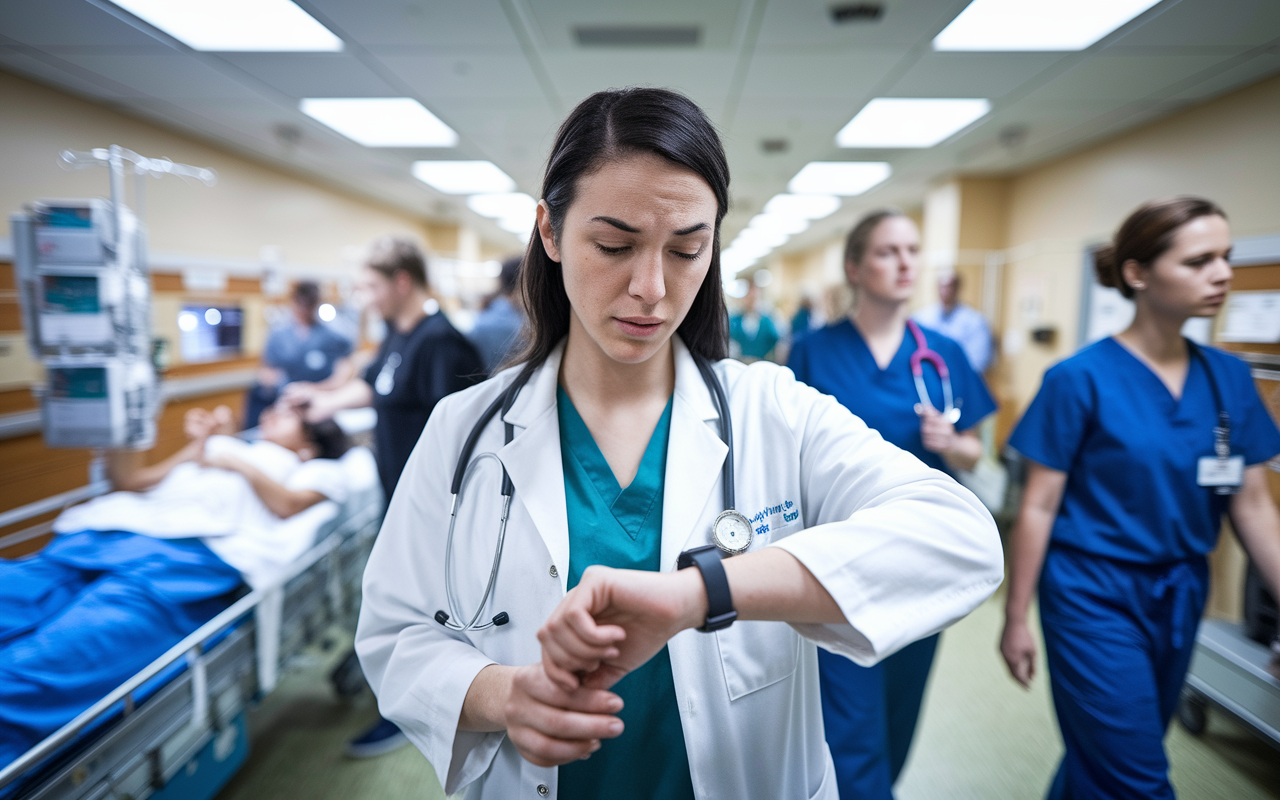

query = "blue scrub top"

[
  {"left": 555, "top": 387, "right": 695, "bottom": 800},
  {"left": 262, "top": 322, "right": 353, "bottom": 384},
  {"left": 788, "top": 319, "right": 997, "bottom": 473},
  {"left": 1009, "top": 337, "right": 1280, "bottom": 563}
]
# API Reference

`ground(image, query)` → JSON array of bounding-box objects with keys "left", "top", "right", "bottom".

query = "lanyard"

[{"left": 1186, "top": 339, "right": 1231, "bottom": 461}]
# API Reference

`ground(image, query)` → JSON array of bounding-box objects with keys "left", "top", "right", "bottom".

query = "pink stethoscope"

[{"left": 906, "top": 319, "right": 961, "bottom": 423}]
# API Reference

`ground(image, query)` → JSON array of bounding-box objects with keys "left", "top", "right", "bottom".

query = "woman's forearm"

[
  {"left": 107, "top": 440, "right": 202, "bottom": 492},
  {"left": 229, "top": 459, "right": 323, "bottom": 518},
  {"left": 1004, "top": 463, "right": 1067, "bottom": 623},
  {"left": 1004, "top": 505, "right": 1054, "bottom": 622},
  {"left": 1231, "top": 465, "right": 1280, "bottom": 599},
  {"left": 459, "top": 664, "right": 516, "bottom": 732},
  {"left": 724, "top": 547, "right": 845, "bottom": 624}
]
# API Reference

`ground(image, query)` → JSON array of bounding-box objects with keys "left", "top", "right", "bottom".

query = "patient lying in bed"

[{"left": 0, "top": 403, "right": 367, "bottom": 767}]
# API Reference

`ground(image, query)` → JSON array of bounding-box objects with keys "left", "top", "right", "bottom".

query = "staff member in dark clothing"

[
  {"left": 295, "top": 237, "right": 483, "bottom": 501},
  {"left": 288, "top": 235, "right": 482, "bottom": 755}
]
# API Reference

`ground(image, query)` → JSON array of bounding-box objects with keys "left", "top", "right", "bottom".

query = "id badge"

[{"left": 1196, "top": 455, "right": 1244, "bottom": 488}]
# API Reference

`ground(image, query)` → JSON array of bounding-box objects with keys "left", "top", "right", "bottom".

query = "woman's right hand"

[
  {"left": 503, "top": 662, "right": 625, "bottom": 767},
  {"left": 1000, "top": 617, "right": 1037, "bottom": 689}
]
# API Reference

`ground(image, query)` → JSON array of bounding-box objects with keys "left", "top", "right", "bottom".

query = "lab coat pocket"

[{"left": 715, "top": 620, "right": 800, "bottom": 700}]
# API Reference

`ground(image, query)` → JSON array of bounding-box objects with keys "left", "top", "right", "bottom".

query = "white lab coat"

[{"left": 356, "top": 337, "right": 1003, "bottom": 800}]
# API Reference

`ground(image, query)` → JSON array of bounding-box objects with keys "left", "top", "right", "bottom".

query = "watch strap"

[{"left": 677, "top": 545, "right": 737, "bottom": 632}]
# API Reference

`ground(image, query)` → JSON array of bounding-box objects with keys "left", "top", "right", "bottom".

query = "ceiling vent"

[
  {"left": 574, "top": 25, "right": 701, "bottom": 47},
  {"left": 829, "top": 4, "right": 884, "bottom": 24}
]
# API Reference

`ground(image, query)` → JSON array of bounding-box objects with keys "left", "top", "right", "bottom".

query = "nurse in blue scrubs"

[
  {"left": 1001, "top": 197, "right": 1280, "bottom": 799},
  {"left": 788, "top": 209, "right": 996, "bottom": 799}
]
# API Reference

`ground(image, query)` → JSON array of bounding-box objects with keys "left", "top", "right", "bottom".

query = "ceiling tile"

[
  {"left": 520, "top": 0, "right": 748, "bottom": 49},
  {"left": 217, "top": 53, "right": 398, "bottom": 99},
  {"left": 887, "top": 52, "right": 1067, "bottom": 100},
  {"left": 375, "top": 53, "right": 544, "bottom": 101},
  {"left": 755, "top": 0, "right": 965, "bottom": 49},
  {"left": 53, "top": 53, "right": 266, "bottom": 101},
  {"left": 1026, "top": 54, "right": 1227, "bottom": 105},
  {"left": 305, "top": 0, "right": 522, "bottom": 49},
  {"left": 1170, "top": 48, "right": 1280, "bottom": 101},
  {"left": 0, "top": 49, "right": 129, "bottom": 101},
  {"left": 1114, "top": 0, "right": 1280, "bottom": 48},
  {"left": 737, "top": 49, "right": 902, "bottom": 100},
  {"left": 539, "top": 51, "right": 738, "bottom": 120},
  {"left": 0, "top": 0, "right": 164, "bottom": 49}
]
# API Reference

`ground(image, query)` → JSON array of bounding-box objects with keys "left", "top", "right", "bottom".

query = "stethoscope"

[
  {"left": 434, "top": 356, "right": 751, "bottom": 632},
  {"left": 906, "top": 319, "right": 960, "bottom": 423}
]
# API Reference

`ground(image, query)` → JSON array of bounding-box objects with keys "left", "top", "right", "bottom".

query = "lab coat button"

[
  {"left": 549, "top": 565, "right": 558, "bottom": 578},
  {"left": 537, "top": 784, "right": 550, "bottom": 796}
]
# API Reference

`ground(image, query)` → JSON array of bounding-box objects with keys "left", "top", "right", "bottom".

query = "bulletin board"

[{"left": 1207, "top": 260, "right": 1280, "bottom": 620}]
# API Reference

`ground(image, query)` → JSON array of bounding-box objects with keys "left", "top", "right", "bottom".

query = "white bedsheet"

[{"left": 54, "top": 440, "right": 379, "bottom": 589}]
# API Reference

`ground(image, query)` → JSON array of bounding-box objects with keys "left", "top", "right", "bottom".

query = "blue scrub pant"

[
  {"left": 1039, "top": 545, "right": 1208, "bottom": 800},
  {"left": 818, "top": 634, "right": 940, "bottom": 799},
  {"left": 0, "top": 532, "right": 241, "bottom": 768}
]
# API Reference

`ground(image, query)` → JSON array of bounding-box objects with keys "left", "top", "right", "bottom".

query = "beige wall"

[
  {"left": 1000, "top": 72, "right": 1280, "bottom": 415},
  {"left": 0, "top": 69, "right": 446, "bottom": 271}
]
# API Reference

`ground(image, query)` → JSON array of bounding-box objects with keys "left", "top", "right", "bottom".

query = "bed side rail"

[{"left": 0, "top": 498, "right": 381, "bottom": 791}]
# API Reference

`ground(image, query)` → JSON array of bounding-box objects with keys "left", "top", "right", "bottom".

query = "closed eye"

[
  {"left": 595, "top": 243, "right": 630, "bottom": 255},
  {"left": 671, "top": 249, "right": 701, "bottom": 261}
]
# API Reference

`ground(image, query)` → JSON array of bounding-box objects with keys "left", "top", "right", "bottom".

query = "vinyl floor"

[{"left": 218, "top": 597, "right": 1280, "bottom": 799}]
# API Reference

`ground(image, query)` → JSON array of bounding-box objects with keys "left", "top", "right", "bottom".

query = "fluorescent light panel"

[
  {"left": 763, "top": 194, "right": 841, "bottom": 220},
  {"left": 109, "top": 0, "right": 342, "bottom": 51},
  {"left": 748, "top": 214, "right": 809, "bottom": 236},
  {"left": 933, "top": 0, "right": 1161, "bottom": 52},
  {"left": 412, "top": 161, "right": 516, "bottom": 194},
  {"left": 788, "top": 162, "right": 891, "bottom": 196},
  {"left": 301, "top": 98, "right": 458, "bottom": 147},
  {"left": 836, "top": 98, "right": 990, "bottom": 148},
  {"left": 467, "top": 193, "right": 536, "bottom": 221}
]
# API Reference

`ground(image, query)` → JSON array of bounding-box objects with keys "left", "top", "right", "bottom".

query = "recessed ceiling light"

[
  {"left": 749, "top": 214, "right": 810, "bottom": 236},
  {"left": 734, "top": 228, "right": 790, "bottom": 250},
  {"left": 836, "top": 98, "right": 990, "bottom": 148},
  {"left": 301, "top": 98, "right": 458, "bottom": 147},
  {"left": 763, "top": 194, "right": 842, "bottom": 220},
  {"left": 787, "top": 162, "right": 892, "bottom": 195},
  {"left": 412, "top": 161, "right": 516, "bottom": 194},
  {"left": 467, "top": 192, "right": 536, "bottom": 221},
  {"left": 933, "top": 0, "right": 1161, "bottom": 51},
  {"left": 109, "top": 0, "right": 342, "bottom": 51}
]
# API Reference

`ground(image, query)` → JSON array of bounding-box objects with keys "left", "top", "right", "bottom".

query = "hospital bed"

[{"left": 0, "top": 453, "right": 385, "bottom": 800}]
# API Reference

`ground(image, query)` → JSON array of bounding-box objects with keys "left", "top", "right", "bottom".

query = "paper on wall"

[{"left": 1218, "top": 291, "right": 1280, "bottom": 343}]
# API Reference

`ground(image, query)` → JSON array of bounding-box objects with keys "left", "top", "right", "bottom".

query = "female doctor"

[
  {"left": 788, "top": 210, "right": 997, "bottom": 799},
  {"left": 1002, "top": 197, "right": 1280, "bottom": 799},
  {"left": 354, "top": 87, "right": 1003, "bottom": 800}
]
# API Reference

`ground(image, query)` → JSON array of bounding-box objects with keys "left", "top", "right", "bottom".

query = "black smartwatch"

[{"left": 677, "top": 545, "right": 737, "bottom": 632}]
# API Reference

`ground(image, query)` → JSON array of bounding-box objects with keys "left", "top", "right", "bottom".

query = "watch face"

[{"left": 712, "top": 510, "right": 753, "bottom": 555}]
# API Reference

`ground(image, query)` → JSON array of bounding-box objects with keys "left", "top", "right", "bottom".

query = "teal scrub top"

[{"left": 555, "top": 386, "right": 695, "bottom": 800}]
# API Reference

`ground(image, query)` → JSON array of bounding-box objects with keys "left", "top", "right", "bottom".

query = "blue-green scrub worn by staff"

[
  {"left": 788, "top": 319, "right": 997, "bottom": 799},
  {"left": 554, "top": 387, "right": 695, "bottom": 800},
  {"left": 1010, "top": 337, "right": 1280, "bottom": 799}
]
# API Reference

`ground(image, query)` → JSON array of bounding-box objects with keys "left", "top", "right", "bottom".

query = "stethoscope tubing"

[
  {"left": 437, "top": 356, "right": 733, "bottom": 633},
  {"left": 906, "top": 319, "right": 959, "bottom": 423}
]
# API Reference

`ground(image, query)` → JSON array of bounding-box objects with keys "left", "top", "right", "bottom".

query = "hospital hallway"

[{"left": 213, "top": 593, "right": 1280, "bottom": 800}]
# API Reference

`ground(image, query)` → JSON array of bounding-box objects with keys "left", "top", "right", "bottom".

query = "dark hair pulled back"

[
  {"left": 1094, "top": 196, "right": 1226, "bottom": 298},
  {"left": 302, "top": 418, "right": 351, "bottom": 461},
  {"left": 515, "top": 87, "right": 730, "bottom": 373}
]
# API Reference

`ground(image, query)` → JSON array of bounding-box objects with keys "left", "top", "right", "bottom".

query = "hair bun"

[{"left": 1093, "top": 244, "right": 1122, "bottom": 291}]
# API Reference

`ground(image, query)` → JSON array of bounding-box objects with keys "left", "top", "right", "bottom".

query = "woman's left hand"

[
  {"left": 538, "top": 565, "right": 707, "bottom": 693},
  {"left": 918, "top": 405, "right": 958, "bottom": 454}
]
